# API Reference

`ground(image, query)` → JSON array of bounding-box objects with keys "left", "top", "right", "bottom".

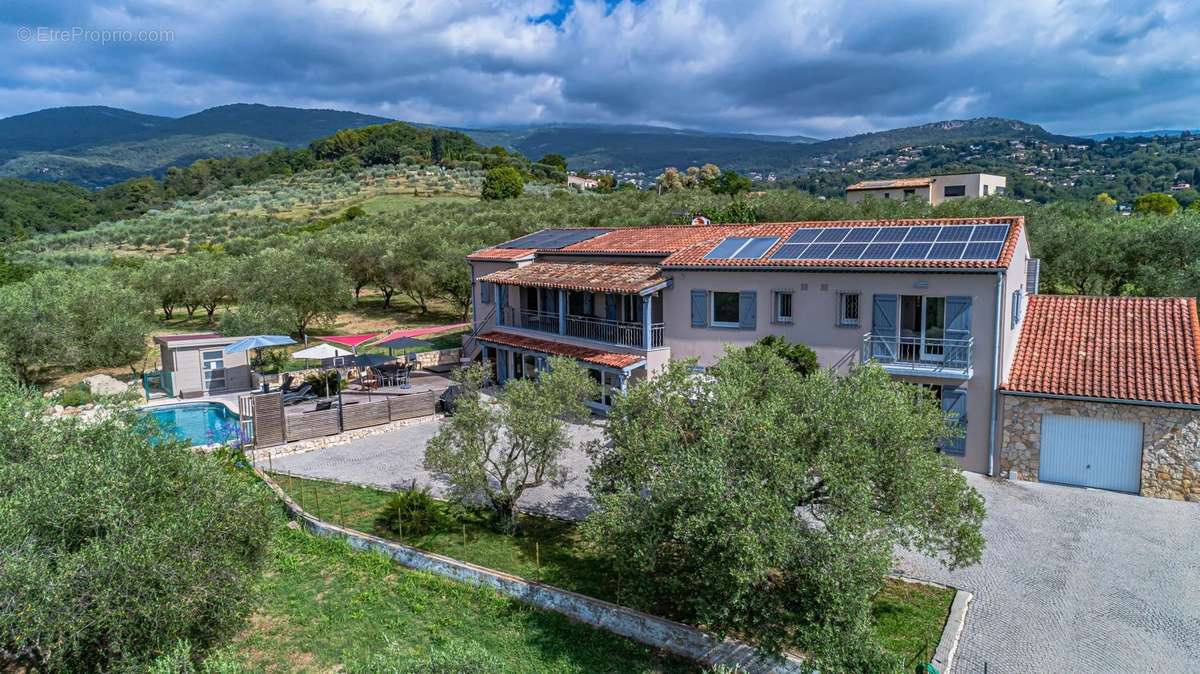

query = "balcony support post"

[
  {"left": 497, "top": 286, "right": 507, "bottom": 326},
  {"left": 642, "top": 294, "right": 652, "bottom": 350},
  {"left": 558, "top": 290, "right": 567, "bottom": 336}
]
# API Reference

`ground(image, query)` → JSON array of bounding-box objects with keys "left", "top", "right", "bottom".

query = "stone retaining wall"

[{"left": 1000, "top": 394, "right": 1200, "bottom": 501}]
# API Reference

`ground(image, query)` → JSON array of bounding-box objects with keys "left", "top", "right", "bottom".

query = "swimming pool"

[{"left": 141, "top": 402, "right": 242, "bottom": 446}]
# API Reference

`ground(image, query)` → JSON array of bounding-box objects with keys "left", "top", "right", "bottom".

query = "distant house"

[
  {"left": 567, "top": 175, "right": 599, "bottom": 190},
  {"left": 846, "top": 173, "right": 1007, "bottom": 205}
]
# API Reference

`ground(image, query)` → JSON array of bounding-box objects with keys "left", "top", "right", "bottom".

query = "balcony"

[
  {"left": 860, "top": 333, "right": 974, "bottom": 380},
  {"left": 503, "top": 306, "right": 664, "bottom": 349}
]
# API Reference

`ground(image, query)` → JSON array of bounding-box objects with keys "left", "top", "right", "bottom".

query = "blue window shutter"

[
  {"left": 871, "top": 294, "right": 898, "bottom": 361},
  {"left": 480, "top": 282, "right": 492, "bottom": 304},
  {"left": 946, "top": 296, "right": 972, "bottom": 369},
  {"left": 1010, "top": 289, "right": 1022, "bottom": 329},
  {"left": 691, "top": 290, "right": 708, "bottom": 327},
  {"left": 497, "top": 350, "right": 508, "bottom": 383},
  {"left": 739, "top": 291, "right": 757, "bottom": 329},
  {"left": 605, "top": 294, "right": 618, "bottom": 321},
  {"left": 583, "top": 292, "right": 594, "bottom": 315},
  {"left": 940, "top": 386, "right": 967, "bottom": 455}
]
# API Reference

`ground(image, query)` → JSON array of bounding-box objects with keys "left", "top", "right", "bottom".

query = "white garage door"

[{"left": 1039, "top": 414, "right": 1143, "bottom": 493}]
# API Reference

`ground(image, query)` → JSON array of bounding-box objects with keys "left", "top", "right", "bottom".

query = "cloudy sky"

[{"left": 2, "top": 0, "right": 1198, "bottom": 137}]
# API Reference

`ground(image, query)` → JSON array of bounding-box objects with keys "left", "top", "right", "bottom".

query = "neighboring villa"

[
  {"left": 465, "top": 218, "right": 1200, "bottom": 501},
  {"left": 846, "top": 173, "right": 1007, "bottom": 204},
  {"left": 567, "top": 174, "right": 599, "bottom": 190}
]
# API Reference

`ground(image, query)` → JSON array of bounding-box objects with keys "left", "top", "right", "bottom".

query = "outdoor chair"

[
  {"left": 279, "top": 373, "right": 296, "bottom": 394},
  {"left": 282, "top": 384, "right": 315, "bottom": 405}
]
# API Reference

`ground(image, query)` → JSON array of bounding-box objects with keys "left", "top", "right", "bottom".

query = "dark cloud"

[{"left": 0, "top": 0, "right": 1196, "bottom": 136}]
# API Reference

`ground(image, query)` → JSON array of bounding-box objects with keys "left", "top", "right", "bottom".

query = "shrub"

[
  {"left": 746, "top": 335, "right": 819, "bottom": 376},
  {"left": 481, "top": 166, "right": 524, "bottom": 200},
  {"left": 55, "top": 382, "right": 94, "bottom": 407},
  {"left": 376, "top": 481, "right": 445, "bottom": 537},
  {"left": 304, "top": 369, "right": 341, "bottom": 397},
  {"left": 0, "top": 369, "right": 276, "bottom": 671}
]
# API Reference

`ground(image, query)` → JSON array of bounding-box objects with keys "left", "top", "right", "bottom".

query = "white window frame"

[
  {"left": 837, "top": 292, "right": 861, "bottom": 327},
  {"left": 710, "top": 291, "right": 741, "bottom": 328},
  {"left": 773, "top": 290, "right": 794, "bottom": 324}
]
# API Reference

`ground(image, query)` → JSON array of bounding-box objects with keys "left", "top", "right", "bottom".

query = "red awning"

[
  {"left": 318, "top": 333, "right": 380, "bottom": 350},
  {"left": 372, "top": 322, "right": 469, "bottom": 344}
]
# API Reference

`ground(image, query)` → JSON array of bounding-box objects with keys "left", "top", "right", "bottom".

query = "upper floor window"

[
  {"left": 837, "top": 292, "right": 860, "bottom": 327},
  {"left": 711, "top": 291, "right": 741, "bottom": 328},
  {"left": 943, "top": 185, "right": 967, "bottom": 198},
  {"left": 773, "top": 291, "right": 793, "bottom": 324},
  {"left": 480, "top": 281, "right": 493, "bottom": 304}
]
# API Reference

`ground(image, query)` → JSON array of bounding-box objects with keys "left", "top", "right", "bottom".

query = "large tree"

[
  {"left": 424, "top": 359, "right": 596, "bottom": 529},
  {"left": 231, "top": 247, "right": 352, "bottom": 339},
  {"left": 583, "top": 348, "right": 985, "bottom": 672},
  {"left": 0, "top": 370, "right": 275, "bottom": 671},
  {"left": 481, "top": 166, "right": 525, "bottom": 200}
]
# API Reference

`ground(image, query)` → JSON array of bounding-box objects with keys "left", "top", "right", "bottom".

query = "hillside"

[
  {"left": 0, "top": 104, "right": 394, "bottom": 188},
  {"left": 464, "top": 117, "right": 1083, "bottom": 183}
]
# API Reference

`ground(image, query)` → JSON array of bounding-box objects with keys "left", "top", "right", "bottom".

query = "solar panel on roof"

[
  {"left": 799, "top": 243, "right": 837, "bottom": 259},
  {"left": 874, "top": 227, "right": 909, "bottom": 243},
  {"left": 832, "top": 243, "right": 868, "bottom": 259},
  {"left": 844, "top": 227, "right": 880, "bottom": 243},
  {"left": 936, "top": 226, "right": 973, "bottom": 242},
  {"left": 928, "top": 242, "right": 967, "bottom": 259},
  {"left": 785, "top": 229, "right": 820, "bottom": 244},
  {"left": 816, "top": 228, "right": 851, "bottom": 243},
  {"left": 895, "top": 242, "right": 932, "bottom": 259},
  {"left": 963, "top": 241, "right": 1004, "bottom": 259},
  {"left": 862, "top": 243, "right": 900, "bottom": 258},
  {"left": 971, "top": 224, "right": 1009, "bottom": 241},
  {"left": 905, "top": 226, "right": 941, "bottom": 242},
  {"left": 732, "top": 237, "right": 779, "bottom": 259},
  {"left": 498, "top": 228, "right": 611, "bottom": 249},
  {"left": 771, "top": 243, "right": 807, "bottom": 260},
  {"left": 705, "top": 237, "right": 752, "bottom": 259}
]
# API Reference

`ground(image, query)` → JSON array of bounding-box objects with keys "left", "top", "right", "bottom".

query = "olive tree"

[
  {"left": 0, "top": 370, "right": 275, "bottom": 671},
  {"left": 424, "top": 358, "right": 597, "bottom": 529},
  {"left": 583, "top": 348, "right": 985, "bottom": 672},
  {"left": 231, "top": 247, "right": 352, "bottom": 339}
]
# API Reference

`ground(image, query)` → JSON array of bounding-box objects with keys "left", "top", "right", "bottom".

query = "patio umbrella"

[
  {"left": 373, "top": 335, "right": 433, "bottom": 359},
  {"left": 354, "top": 353, "right": 396, "bottom": 369},
  {"left": 291, "top": 343, "right": 353, "bottom": 361},
  {"left": 318, "top": 333, "right": 380, "bottom": 355},
  {"left": 223, "top": 335, "right": 297, "bottom": 390}
]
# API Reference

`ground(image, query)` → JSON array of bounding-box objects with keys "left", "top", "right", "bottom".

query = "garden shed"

[
  {"left": 999, "top": 295, "right": 1200, "bottom": 501},
  {"left": 153, "top": 333, "right": 253, "bottom": 398}
]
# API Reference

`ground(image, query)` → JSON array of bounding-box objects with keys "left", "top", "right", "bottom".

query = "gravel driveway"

[{"left": 265, "top": 421, "right": 1200, "bottom": 673}]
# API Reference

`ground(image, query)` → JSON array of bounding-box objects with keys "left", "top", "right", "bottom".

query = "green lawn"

[
  {"left": 231, "top": 523, "right": 694, "bottom": 672},
  {"left": 269, "top": 474, "right": 954, "bottom": 664}
]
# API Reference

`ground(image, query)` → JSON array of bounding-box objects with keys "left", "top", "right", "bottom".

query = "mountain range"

[
  {"left": 0, "top": 104, "right": 391, "bottom": 188},
  {"left": 0, "top": 102, "right": 1180, "bottom": 190}
]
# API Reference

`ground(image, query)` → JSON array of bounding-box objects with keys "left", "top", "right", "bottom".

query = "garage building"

[{"left": 1000, "top": 295, "right": 1200, "bottom": 501}]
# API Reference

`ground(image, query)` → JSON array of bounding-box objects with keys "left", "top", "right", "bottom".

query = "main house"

[{"left": 465, "top": 218, "right": 1200, "bottom": 501}]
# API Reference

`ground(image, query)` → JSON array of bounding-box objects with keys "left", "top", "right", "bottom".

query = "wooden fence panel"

[
  {"left": 285, "top": 408, "right": 341, "bottom": 442},
  {"left": 251, "top": 392, "right": 285, "bottom": 448},
  {"left": 389, "top": 391, "right": 436, "bottom": 421},
  {"left": 341, "top": 399, "right": 392, "bottom": 431}
]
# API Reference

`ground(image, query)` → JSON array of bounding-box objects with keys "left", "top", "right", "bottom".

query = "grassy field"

[
  {"left": 231, "top": 523, "right": 694, "bottom": 673},
  {"left": 269, "top": 475, "right": 955, "bottom": 665}
]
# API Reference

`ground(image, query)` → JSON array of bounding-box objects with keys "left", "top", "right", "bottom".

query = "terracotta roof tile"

[
  {"left": 660, "top": 216, "right": 1024, "bottom": 270},
  {"left": 559, "top": 225, "right": 750, "bottom": 254},
  {"left": 467, "top": 247, "right": 537, "bottom": 262},
  {"left": 846, "top": 177, "right": 934, "bottom": 190},
  {"left": 476, "top": 331, "right": 644, "bottom": 369},
  {"left": 479, "top": 262, "right": 664, "bottom": 294},
  {"left": 1004, "top": 295, "right": 1200, "bottom": 406}
]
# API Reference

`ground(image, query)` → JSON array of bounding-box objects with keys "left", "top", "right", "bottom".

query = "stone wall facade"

[{"left": 1000, "top": 393, "right": 1200, "bottom": 501}]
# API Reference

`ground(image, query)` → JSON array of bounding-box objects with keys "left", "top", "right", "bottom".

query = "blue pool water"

[{"left": 141, "top": 403, "right": 241, "bottom": 446}]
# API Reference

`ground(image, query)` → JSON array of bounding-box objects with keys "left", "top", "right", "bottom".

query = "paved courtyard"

[{"left": 265, "top": 420, "right": 1200, "bottom": 673}]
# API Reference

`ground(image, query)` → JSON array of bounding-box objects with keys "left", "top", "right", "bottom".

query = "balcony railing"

[
  {"left": 860, "top": 333, "right": 973, "bottom": 378},
  {"left": 503, "top": 306, "right": 664, "bottom": 349}
]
